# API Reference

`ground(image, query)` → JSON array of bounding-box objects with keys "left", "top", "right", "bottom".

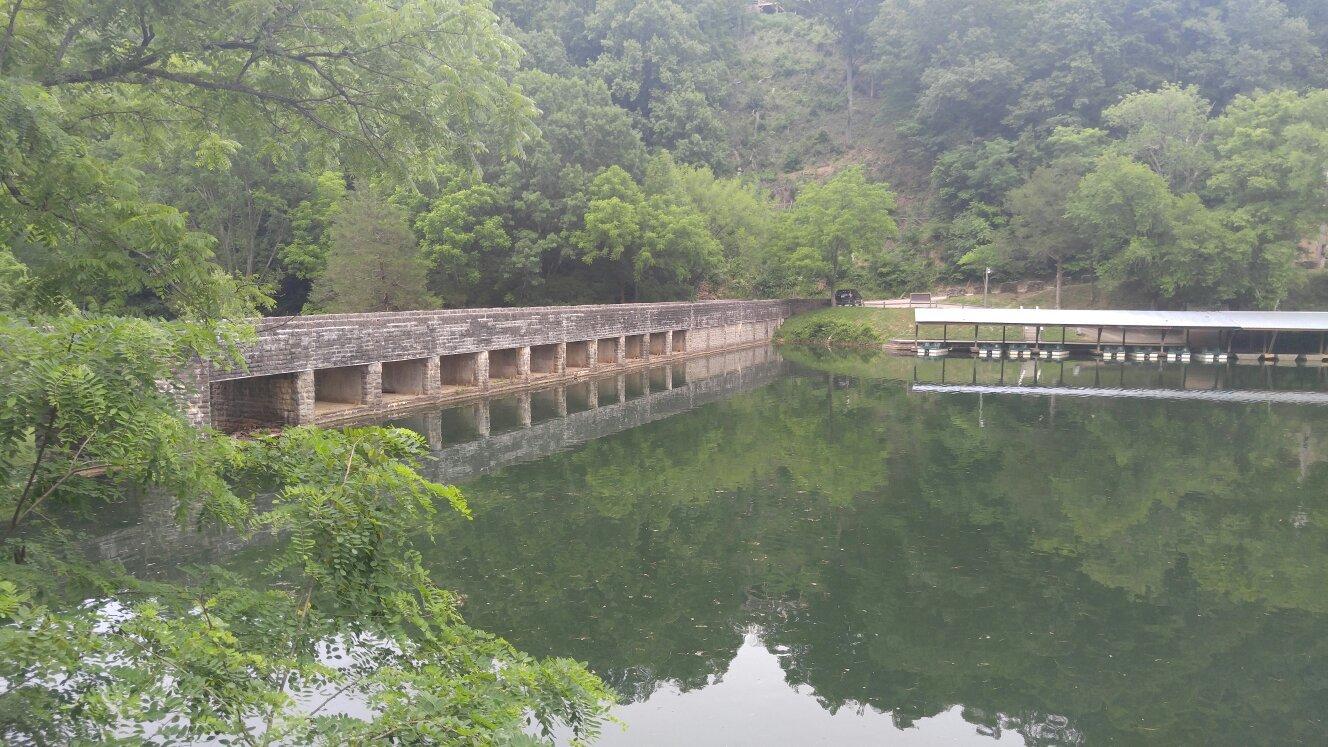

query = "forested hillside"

[
  {"left": 4, "top": 0, "right": 1328, "bottom": 317},
  {"left": 2, "top": 3, "right": 1326, "bottom": 740},
  {"left": 492, "top": 0, "right": 1328, "bottom": 309}
]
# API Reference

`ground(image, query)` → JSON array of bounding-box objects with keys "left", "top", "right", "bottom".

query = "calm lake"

[{"left": 96, "top": 347, "right": 1328, "bottom": 745}]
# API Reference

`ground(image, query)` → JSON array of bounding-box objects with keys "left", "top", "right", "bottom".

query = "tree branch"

[{"left": 0, "top": 0, "right": 23, "bottom": 75}]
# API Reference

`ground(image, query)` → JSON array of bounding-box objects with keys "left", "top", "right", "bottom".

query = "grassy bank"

[
  {"left": 949, "top": 283, "right": 1103, "bottom": 309},
  {"left": 776, "top": 305, "right": 1094, "bottom": 346},
  {"left": 775, "top": 307, "right": 914, "bottom": 346}
]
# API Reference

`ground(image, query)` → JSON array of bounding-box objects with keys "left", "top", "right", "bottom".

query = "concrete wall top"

[{"left": 213, "top": 299, "right": 824, "bottom": 381}]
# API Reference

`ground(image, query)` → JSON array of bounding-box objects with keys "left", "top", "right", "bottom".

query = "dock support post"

[
  {"left": 914, "top": 323, "right": 919, "bottom": 352},
  {"left": 1095, "top": 326, "right": 1103, "bottom": 355},
  {"left": 942, "top": 324, "right": 948, "bottom": 346},
  {"left": 1034, "top": 325, "right": 1041, "bottom": 353}
]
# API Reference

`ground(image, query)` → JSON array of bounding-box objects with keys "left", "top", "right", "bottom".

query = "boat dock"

[{"left": 895, "top": 308, "right": 1328, "bottom": 362}]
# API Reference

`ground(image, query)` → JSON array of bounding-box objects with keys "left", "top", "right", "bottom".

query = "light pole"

[{"left": 983, "top": 267, "right": 992, "bottom": 307}]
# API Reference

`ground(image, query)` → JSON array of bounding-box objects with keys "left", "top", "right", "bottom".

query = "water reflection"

[
  {"left": 75, "top": 346, "right": 1328, "bottom": 744},
  {"left": 910, "top": 356, "right": 1328, "bottom": 403},
  {"left": 427, "top": 349, "right": 1328, "bottom": 744},
  {"left": 586, "top": 633, "right": 1027, "bottom": 745},
  {"left": 910, "top": 358, "right": 1328, "bottom": 404},
  {"left": 386, "top": 346, "right": 784, "bottom": 485},
  {"left": 80, "top": 347, "right": 784, "bottom": 571}
]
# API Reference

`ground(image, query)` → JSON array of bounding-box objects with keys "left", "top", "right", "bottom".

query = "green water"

[
  {"left": 412, "top": 352, "right": 1328, "bottom": 745},
  {"left": 86, "top": 350, "right": 1328, "bottom": 743}
]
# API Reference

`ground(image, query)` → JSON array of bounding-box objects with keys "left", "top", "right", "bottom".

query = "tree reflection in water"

[{"left": 425, "top": 350, "right": 1328, "bottom": 745}]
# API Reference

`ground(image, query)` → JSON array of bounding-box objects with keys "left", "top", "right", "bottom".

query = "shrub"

[{"left": 776, "top": 317, "right": 884, "bottom": 347}]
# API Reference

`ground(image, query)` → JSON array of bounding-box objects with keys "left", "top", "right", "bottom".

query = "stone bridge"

[
  {"left": 93, "top": 346, "right": 788, "bottom": 573},
  {"left": 193, "top": 299, "right": 821, "bottom": 432}
]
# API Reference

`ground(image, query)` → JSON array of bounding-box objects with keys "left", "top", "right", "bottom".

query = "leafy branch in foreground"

[
  {"left": 0, "top": 313, "right": 251, "bottom": 560},
  {"left": 0, "top": 313, "right": 611, "bottom": 744},
  {"left": 1, "top": 427, "right": 613, "bottom": 744}
]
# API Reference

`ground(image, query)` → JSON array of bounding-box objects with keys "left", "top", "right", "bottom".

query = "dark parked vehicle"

[{"left": 834, "top": 288, "right": 863, "bottom": 306}]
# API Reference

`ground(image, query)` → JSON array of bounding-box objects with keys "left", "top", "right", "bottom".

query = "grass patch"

[
  {"left": 775, "top": 307, "right": 912, "bottom": 346},
  {"left": 949, "top": 283, "right": 1105, "bottom": 310}
]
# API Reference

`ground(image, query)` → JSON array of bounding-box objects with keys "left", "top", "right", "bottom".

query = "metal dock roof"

[
  {"left": 911, "top": 383, "right": 1328, "bottom": 405},
  {"left": 914, "top": 308, "right": 1328, "bottom": 332}
]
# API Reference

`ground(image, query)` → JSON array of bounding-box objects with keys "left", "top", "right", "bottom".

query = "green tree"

[
  {"left": 0, "top": 81, "right": 262, "bottom": 319},
  {"left": 1003, "top": 161, "right": 1093, "bottom": 307},
  {"left": 1, "top": 422, "right": 612, "bottom": 743},
  {"left": 584, "top": 0, "right": 733, "bottom": 168},
  {"left": 572, "top": 165, "right": 722, "bottom": 302},
  {"left": 485, "top": 70, "right": 649, "bottom": 304},
  {"left": 777, "top": 166, "right": 898, "bottom": 296},
  {"left": 308, "top": 189, "right": 433, "bottom": 312},
  {"left": 0, "top": 314, "right": 247, "bottom": 560},
  {"left": 418, "top": 176, "right": 544, "bottom": 307},
  {"left": 2, "top": 0, "right": 535, "bottom": 168},
  {"left": 1068, "top": 155, "right": 1256, "bottom": 307},
  {"left": 0, "top": 0, "right": 536, "bottom": 319},
  {"left": 784, "top": 0, "right": 881, "bottom": 140},
  {"left": 930, "top": 138, "right": 1022, "bottom": 218},
  {"left": 643, "top": 152, "right": 775, "bottom": 296},
  {"left": 276, "top": 171, "right": 349, "bottom": 311},
  {"left": 1208, "top": 89, "right": 1328, "bottom": 277},
  {"left": 1103, "top": 84, "right": 1214, "bottom": 193}
]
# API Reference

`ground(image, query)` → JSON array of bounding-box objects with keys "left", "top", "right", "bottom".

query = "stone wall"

[
  {"left": 90, "top": 346, "right": 785, "bottom": 574},
  {"left": 195, "top": 299, "right": 823, "bottom": 430},
  {"left": 209, "top": 370, "right": 312, "bottom": 433},
  {"left": 209, "top": 299, "right": 820, "bottom": 382}
]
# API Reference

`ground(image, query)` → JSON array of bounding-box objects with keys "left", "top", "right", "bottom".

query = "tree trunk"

[
  {"left": 845, "top": 55, "right": 854, "bottom": 142},
  {"left": 830, "top": 245, "right": 841, "bottom": 303},
  {"left": 1055, "top": 260, "right": 1063, "bottom": 309}
]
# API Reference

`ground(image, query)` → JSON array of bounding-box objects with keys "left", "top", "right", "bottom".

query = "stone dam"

[{"left": 190, "top": 299, "right": 822, "bottom": 433}]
